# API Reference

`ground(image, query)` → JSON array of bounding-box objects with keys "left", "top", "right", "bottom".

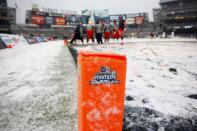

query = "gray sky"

[{"left": 35, "top": 0, "right": 160, "bottom": 21}]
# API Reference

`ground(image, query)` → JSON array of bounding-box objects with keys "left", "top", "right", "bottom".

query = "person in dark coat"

[
  {"left": 118, "top": 16, "right": 126, "bottom": 37},
  {"left": 70, "top": 22, "right": 84, "bottom": 44},
  {"left": 118, "top": 16, "right": 126, "bottom": 44}
]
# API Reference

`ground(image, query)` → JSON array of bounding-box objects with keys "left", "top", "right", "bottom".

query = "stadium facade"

[
  {"left": 153, "top": 8, "right": 161, "bottom": 23},
  {"left": 25, "top": 10, "right": 81, "bottom": 28},
  {"left": 0, "top": 0, "right": 156, "bottom": 38},
  {"left": 4, "top": 0, "right": 79, "bottom": 39},
  {"left": 159, "top": 0, "right": 197, "bottom": 36},
  {"left": 6, "top": 0, "right": 78, "bottom": 25},
  {"left": 1, "top": 0, "right": 196, "bottom": 38},
  {"left": 0, "top": 0, "right": 16, "bottom": 33}
]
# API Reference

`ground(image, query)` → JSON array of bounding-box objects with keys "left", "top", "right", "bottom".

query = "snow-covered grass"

[
  {"left": 74, "top": 42, "right": 197, "bottom": 117},
  {"left": 1, "top": 39, "right": 197, "bottom": 131},
  {"left": 73, "top": 41, "right": 197, "bottom": 130},
  {"left": 0, "top": 41, "right": 77, "bottom": 131}
]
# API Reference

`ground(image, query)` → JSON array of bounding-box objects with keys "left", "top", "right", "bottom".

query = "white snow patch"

[
  {"left": 100, "top": 92, "right": 111, "bottom": 105},
  {"left": 87, "top": 108, "right": 101, "bottom": 121},
  {"left": 105, "top": 106, "right": 121, "bottom": 117},
  {"left": 8, "top": 86, "right": 33, "bottom": 100}
]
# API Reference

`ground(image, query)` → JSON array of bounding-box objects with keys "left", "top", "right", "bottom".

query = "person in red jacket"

[
  {"left": 111, "top": 20, "right": 118, "bottom": 43},
  {"left": 103, "top": 22, "right": 111, "bottom": 43}
]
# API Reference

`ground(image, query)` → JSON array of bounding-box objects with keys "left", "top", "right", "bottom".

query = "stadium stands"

[{"left": 159, "top": 0, "right": 197, "bottom": 36}]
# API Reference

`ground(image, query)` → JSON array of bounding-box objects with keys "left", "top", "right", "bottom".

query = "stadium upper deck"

[{"left": 159, "top": 0, "right": 197, "bottom": 36}]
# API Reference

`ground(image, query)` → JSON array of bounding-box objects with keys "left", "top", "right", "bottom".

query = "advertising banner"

[
  {"left": 45, "top": 16, "right": 54, "bottom": 25},
  {"left": 135, "top": 16, "right": 144, "bottom": 25},
  {"left": 69, "top": 15, "right": 76, "bottom": 22},
  {"left": 126, "top": 17, "right": 135, "bottom": 25},
  {"left": 55, "top": 17, "right": 65, "bottom": 25},
  {"left": 36, "top": 36, "right": 45, "bottom": 43},
  {"left": 109, "top": 15, "right": 119, "bottom": 22},
  {"left": 109, "top": 15, "right": 126, "bottom": 22},
  {"left": 0, "top": 34, "right": 29, "bottom": 48},
  {"left": 32, "top": 15, "right": 44, "bottom": 25}
]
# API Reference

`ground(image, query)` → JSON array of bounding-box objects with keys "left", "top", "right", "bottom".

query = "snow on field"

[
  {"left": 0, "top": 41, "right": 77, "bottom": 131},
  {"left": 0, "top": 39, "right": 197, "bottom": 131},
  {"left": 72, "top": 41, "right": 197, "bottom": 130}
]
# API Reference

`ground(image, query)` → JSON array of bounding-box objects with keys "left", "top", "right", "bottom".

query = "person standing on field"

[
  {"left": 95, "top": 20, "right": 103, "bottom": 44},
  {"left": 70, "top": 22, "right": 84, "bottom": 44},
  {"left": 103, "top": 22, "right": 111, "bottom": 43},
  {"left": 118, "top": 16, "right": 126, "bottom": 44},
  {"left": 111, "top": 20, "right": 118, "bottom": 43},
  {"left": 87, "top": 21, "right": 95, "bottom": 44}
]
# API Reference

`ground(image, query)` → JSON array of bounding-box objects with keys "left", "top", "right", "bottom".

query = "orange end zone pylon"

[
  {"left": 78, "top": 51, "right": 127, "bottom": 131},
  {"left": 64, "top": 39, "right": 68, "bottom": 45}
]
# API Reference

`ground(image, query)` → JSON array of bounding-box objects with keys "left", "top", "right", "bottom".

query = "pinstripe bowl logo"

[{"left": 90, "top": 66, "right": 119, "bottom": 85}]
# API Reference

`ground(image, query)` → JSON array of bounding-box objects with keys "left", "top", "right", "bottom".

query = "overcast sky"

[{"left": 33, "top": 0, "right": 160, "bottom": 21}]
